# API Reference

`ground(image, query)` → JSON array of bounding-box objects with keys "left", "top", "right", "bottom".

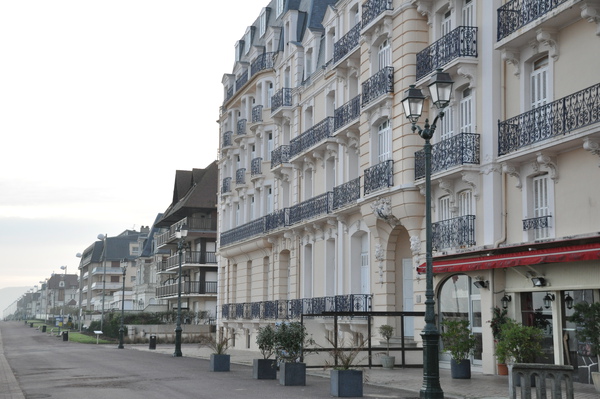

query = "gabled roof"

[{"left": 141, "top": 213, "right": 170, "bottom": 257}]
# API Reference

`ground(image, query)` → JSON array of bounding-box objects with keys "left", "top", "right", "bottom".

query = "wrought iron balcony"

[
  {"left": 222, "top": 131, "right": 233, "bottom": 148},
  {"left": 498, "top": 82, "right": 600, "bottom": 156},
  {"left": 289, "top": 117, "right": 335, "bottom": 158},
  {"left": 333, "top": 177, "right": 361, "bottom": 210},
  {"left": 220, "top": 217, "right": 266, "bottom": 247},
  {"left": 225, "top": 87, "right": 233, "bottom": 103},
  {"left": 264, "top": 208, "right": 289, "bottom": 231},
  {"left": 416, "top": 26, "right": 478, "bottom": 81},
  {"left": 251, "top": 157, "right": 262, "bottom": 176},
  {"left": 252, "top": 105, "right": 263, "bottom": 123},
  {"left": 334, "top": 95, "right": 361, "bottom": 131},
  {"left": 236, "top": 168, "right": 246, "bottom": 185},
  {"left": 362, "top": 0, "right": 393, "bottom": 28},
  {"left": 415, "top": 133, "right": 480, "bottom": 180},
  {"left": 334, "top": 23, "right": 361, "bottom": 63},
  {"left": 271, "top": 145, "right": 290, "bottom": 168},
  {"left": 523, "top": 215, "right": 552, "bottom": 231},
  {"left": 271, "top": 88, "right": 292, "bottom": 113},
  {"left": 497, "top": 0, "right": 568, "bottom": 41},
  {"left": 156, "top": 281, "right": 217, "bottom": 297},
  {"left": 221, "top": 294, "right": 372, "bottom": 321},
  {"left": 362, "top": 67, "right": 394, "bottom": 107},
  {"left": 237, "top": 119, "right": 247, "bottom": 136},
  {"left": 288, "top": 192, "right": 333, "bottom": 225},
  {"left": 235, "top": 71, "right": 248, "bottom": 91},
  {"left": 251, "top": 52, "right": 277, "bottom": 76},
  {"left": 364, "top": 160, "right": 393, "bottom": 195},
  {"left": 222, "top": 177, "right": 232, "bottom": 194},
  {"left": 432, "top": 215, "right": 476, "bottom": 250}
]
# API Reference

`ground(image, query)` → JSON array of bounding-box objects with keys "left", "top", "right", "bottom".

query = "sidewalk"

[
  {"left": 0, "top": 326, "right": 25, "bottom": 399},
  {"left": 129, "top": 343, "right": 599, "bottom": 399}
]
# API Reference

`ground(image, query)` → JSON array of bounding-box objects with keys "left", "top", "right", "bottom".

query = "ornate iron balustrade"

[
  {"left": 364, "top": 160, "right": 393, "bottom": 195},
  {"left": 236, "top": 168, "right": 246, "bottom": 185},
  {"left": 237, "top": 119, "right": 247, "bottom": 136},
  {"left": 221, "top": 294, "right": 372, "bottom": 320},
  {"left": 333, "top": 177, "right": 361, "bottom": 209},
  {"left": 271, "top": 145, "right": 290, "bottom": 168},
  {"left": 432, "top": 215, "right": 476, "bottom": 250},
  {"left": 220, "top": 217, "right": 265, "bottom": 247},
  {"left": 415, "top": 133, "right": 480, "bottom": 179},
  {"left": 416, "top": 26, "right": 478, "bottom": 81},
  {"left": 235, "top": 71, "right": 248, "bottom": 91},
  {"left": 334, "top": 23, "right": 361, "bottom": 63},
  {"left": 362, "top": 66, "right": 394, "bottom": 107},
  {"left": 251, "top": 157, "right": 262, "bottom": 176},
  {"left": 288, "top": 192, "right": 333, "bottom": 225},
  {"left": 156, "top": 281, "right": 218, "bottom": 297},
  {"left": 290, "top": 117, "right": 335, "bottom": 158},
  {"left": 251, "top": 52, "right": 277, "bottom": 76},
  {"left": 497, "top": 0, "right": 568, "bottom": 41},
  {"left": 221, "top": 177, "right": 231, "bottom": 194},
  {"left": 498, "top": 82, "right": 600, "bottom": 156},
  {"left": 271, "top": 88, "right": 292, "bottom": 113},
  {"left": 252, "top": 105, "right": 263, "bottom": 123},
  {"left": 334, "top": 95, "right": 361, "bottom": 131},
  {"left": 522, "top": 215, "right": 552, "bottom": 231},
  {"left": 222, "top": 131, "right": 233, "bottom": 147},
  {"left": 225, "top": 87, "right": 233, "bottom": 102},
  {"left": 264, "top": 208, "right": 290, "bottom": 231},
  {"left": 362, "top": 0, "right": 393, "bottom": 27}
]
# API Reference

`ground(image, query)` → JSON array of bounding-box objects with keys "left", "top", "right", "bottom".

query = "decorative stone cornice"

[
  {"left": 461, "top": 171, "right": 480, "bottom": 199},
  {"left": 535, "top": 29, "right": 559, "bottom": 61},
  {"left": 501, "top": 48, "right": 520, "bottom": 76},
  {"left": 583, "top": 137, "right": 600, "bottom": 166},
  {"left": 371, "top": 197, "right": 400, "bottom": 226},
  {"left": 502, "top": 162, "right": 522, "bottom": 189},
  {"left": 581, "top": 3, "right": 600, "bottom": 36},
  {"left": 536, "top": 152, "right": 558, "bottom": 182},
  {"left": 457, "top": 65, "right": 477, "bottom": 89}
]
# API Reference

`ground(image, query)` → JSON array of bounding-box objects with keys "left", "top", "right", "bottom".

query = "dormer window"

[
  {"left": 260, "top": 8, "right": 268, "bottom": 37},
  {"left": 277, "top": 0, "right": 284, "bottom": 17},
  {"left": 245, "top": 28, "right": 252, "bottom": 54},
  {"left": 235, "top": 41, "right": 242, "bottom": 61}
]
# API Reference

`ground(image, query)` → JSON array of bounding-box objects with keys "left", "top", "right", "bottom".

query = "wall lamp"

[
  {"left": 473, "top": 280, "right": 488, "bottom": 289},
  {"left": 531, "top": 277, "right": 547, "bottom": 287},
  {"left": 543, "top": 293, "right": 555, "bottom": 309},
  {"left": 501, "top": 294, "right": 512, "bottom": 309},
  {"left": 564, "top": 292, "right": 574, "bottom": 309}
]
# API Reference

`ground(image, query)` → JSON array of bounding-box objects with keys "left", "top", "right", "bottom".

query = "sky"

[{"left": 0, "top": 0, "right": 266, "bottom": 292}]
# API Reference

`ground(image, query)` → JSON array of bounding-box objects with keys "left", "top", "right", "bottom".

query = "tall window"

[
  {"left": 377, "top": 119, "right": 391, "bottom": 163},
  {"left": 459, "top": 88, "right": 472, "bottom": 133},
  {"left": 277, "top": 0, "right": 284, "bottom": 17},
  {"left": 266, "top": 132, "right": 273, "bottom": 161},
  {"left": 266, "top": 187, "right": 273, "bottom": 214},
  {"left": 439, "top": 106, "right": 454, "bottom": 141},
  {"left": 533, "top": 174, "right": 549, "bottom": 240},
  {"left": 458, "top": 190, "right": 472, "bottom": 216},
  {"left": 439, "top": 196, "right": 452, "bottom": 221},
  {"left": 378, "top": 39, "right": 391, "bottom": 70},
  {"left": 441, "top": 10, "right": 452, "bottom": 36},
  {"left": 245, "top": 29, "right": 252, "bottom": 54},
  {"left": 249, "top": 195, "right": 255, "bottom": 221},
  {"left": 462, "top": 0, "right": 474, "bottom": 26},
  {"left": 267, "top": 82, "right": 273, "bottom": 108},
  {"left": 531, "top": 56, "right": 548, "bottom": 109},
  {"left": 259, "top": 9, "right": 267, "bottom": 37}
]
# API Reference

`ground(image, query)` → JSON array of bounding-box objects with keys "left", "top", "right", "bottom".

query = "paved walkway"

[{"left": 0, "top": 325, "right": 25, "bottom": 399}]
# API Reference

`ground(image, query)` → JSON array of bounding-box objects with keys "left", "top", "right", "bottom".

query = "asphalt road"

[{"left": 1, "top": 322, "right": 415, "bottom": 399}]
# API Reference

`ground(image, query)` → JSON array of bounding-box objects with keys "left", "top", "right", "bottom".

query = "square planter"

[
  {"left": 450, "top": 359, "right": 471, "bottom": 379},
  {"left": 253, "top": 358, "right": 277, "bottom": 380},
  {"left": 279, "top": 362, "right": 306, "bottom": 386},
  {"left": 330, "top": 369, "right": 363, "bottom": 397},
  {"left": 210, "top": 354, "right": 230, "bottom": 372}
]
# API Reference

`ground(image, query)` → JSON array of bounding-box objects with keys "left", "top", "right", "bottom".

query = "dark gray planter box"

[
  {"left": 331, "top": 369, "right": 363, "bottom": 397},
  {"left": 279, "top": 362, "right": 306, "bottom": 386},
  {"left": 450, "top": 358, "right": 471, "bottom": 379},
  {"left": 253, "top": 359, "right": 276, "bottom": 379},
  {"left": 210, "top": 354, "right": 230, "bottom": 372}
]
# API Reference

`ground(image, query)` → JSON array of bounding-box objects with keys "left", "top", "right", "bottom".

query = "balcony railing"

[
  {"left": 225, "top": 87, "right": 233, "bottom": 102},
  {"left": 235, "top": 71, "right": 248, "bottom": 91},
  {"left": 288, "top": 192, "right": 333, "bottom": 225},
  {"left": 156, "top": 281, "right": 218, "bottom": 297},
  {"left": 271, "top": 88, "right": 292, "bottom": 113},
  {"left": 252, "top": 105, "right": 263, "bottom": 123},
  {"left": 251, "top": 52, "right": 277, "bottom": 76},
  {"left": 290, "top": 117, "right": 335, "bottom": 158},
  {"left": 251, "top": 157, "right": 262, "bottom": 176},
  {"left": 237, "top": 119, "right": 247, "bottom": 136},
  {"left": 415, "top": 133, "right": 480, "bottom": 179},
  {"left": 362, "top": 67, "right": 394, "bottom": 107},
  {"left": 334, "top": 95, "right": 361, "bottom": 131},
  {"left": 497, "top": 0, "right": 568, "bottom": 41},
  {"left": 221, "top": 294, "right": 372, "bottom": 320},
  {"left": 220, "top": 217, "right": 266, "bottom": 247},
  {"left": 184, "top": 216, "right": 217, "bottom": 231},
  {"left": 91, "top": 267, "right": 125, "bottom": 275},
  {"left": 265, "top": 208, "right": 289, "bottom": 231},
  {"left": 222, "top": 177, "right": 231, "bottom": 194},
  {"left": 522, "top": 215, "right": 552, "bottom": 231},
  {"left": 333, "top": 177, "right": 361, "bottom": 209},
  {"left": 164, "top": 251, "right": 218, "bottom": 269},
  {"left": 416, "top": 26, "right": 478, "bottom": 81},
  {"left": 236, "top": 168, "right": 246, "bottom": 185},
  {"left": 271, "top": 145, "right": 290, "bottom": 168},
  {"left": 498, "top": 82, "right": 600, "bottom": 156},
  {"left": 362, "top": 0, "right": 393, "bottom": 28},
  {"left": 222, "top": 131, "right": 233, "bottom": 148},
  {"left": 364, "top": 160, "right": 393, "bottom": 195},
  {"left": 334, "top": 23, "right": 361, "bottom": 63},
  {"left": 432, "top": 215, "right": 476, "bottom": 250}
]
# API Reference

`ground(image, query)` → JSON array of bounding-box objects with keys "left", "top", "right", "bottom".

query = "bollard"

[
  {"left": 149, "top": 335, "right": 157, "bottom": 350},
  {"left": 42, "top": 325, "right": 47, "bottom": 333},
  {"left": 30, "top": 323, "right": 33, "bottom": 328},
  {"left": 62, "top": 331, "right": 69, "bottom": 342}
]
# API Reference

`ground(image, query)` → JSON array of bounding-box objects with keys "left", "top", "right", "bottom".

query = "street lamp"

[
  {"left": 402, "top": 68, "right": 454, "bottom": 399},
  {"left": 98, "top": 234, "right": 108, "bottom": 332},
  {"left": 118, "top": 260, "right": 127, "bottom": 349},
  {"left": 174, "top": 224, "right": 188, "bottom": 357}
]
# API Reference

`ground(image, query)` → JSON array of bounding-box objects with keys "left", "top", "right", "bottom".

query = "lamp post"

[
  {"left": 402, "top": 68, "right": 454, "bottom": 399},
  {"left": 173, "top": 224, "right": 188, "bottom": 357},
  {"left": 118, "top": 260, "right": 127, "bottom": 349},
  {"left": 97, "top": 234, "right": 107, "bottom": 332}
]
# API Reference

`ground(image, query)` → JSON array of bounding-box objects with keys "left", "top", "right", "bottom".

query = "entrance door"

[{"left": 402, "top": 259, "right": 414, "bottom": 338}]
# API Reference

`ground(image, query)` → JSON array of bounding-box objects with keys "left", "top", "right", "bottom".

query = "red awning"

[{"left": 417, "top": 242, "right": 600, "bottom": 274}]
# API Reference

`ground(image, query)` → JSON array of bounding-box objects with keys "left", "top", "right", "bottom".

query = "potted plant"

[
  {"left": 569, "top": 301, "right": 600, "bottom": 392},
  {"left": 440, "top": 319, "right": 477, "bottom": 379},
  {"left": 488, "top": 306, "right": 509, "bottom": 375},
  {"left": 325, "top": 335, "right": 366, "bottom": 397},
  {"left": 199, "top": 333, "right": 232, "bottom": 372},
  {"left": 273, "top": 321, "right": 311, "bottom": 386},
  {"left": 494, "top": 320, "right": 544, "bottom": 386},
  {"left": 378, "top": 324, "right": 394, "bottom": 369},
  {"left": 253, "top": 325, "right": 277, "bottom": 380}
]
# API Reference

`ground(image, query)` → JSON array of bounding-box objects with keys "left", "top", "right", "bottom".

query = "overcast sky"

[{"left": 0, "top": 0, "right": 265, "bottom": 292}]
